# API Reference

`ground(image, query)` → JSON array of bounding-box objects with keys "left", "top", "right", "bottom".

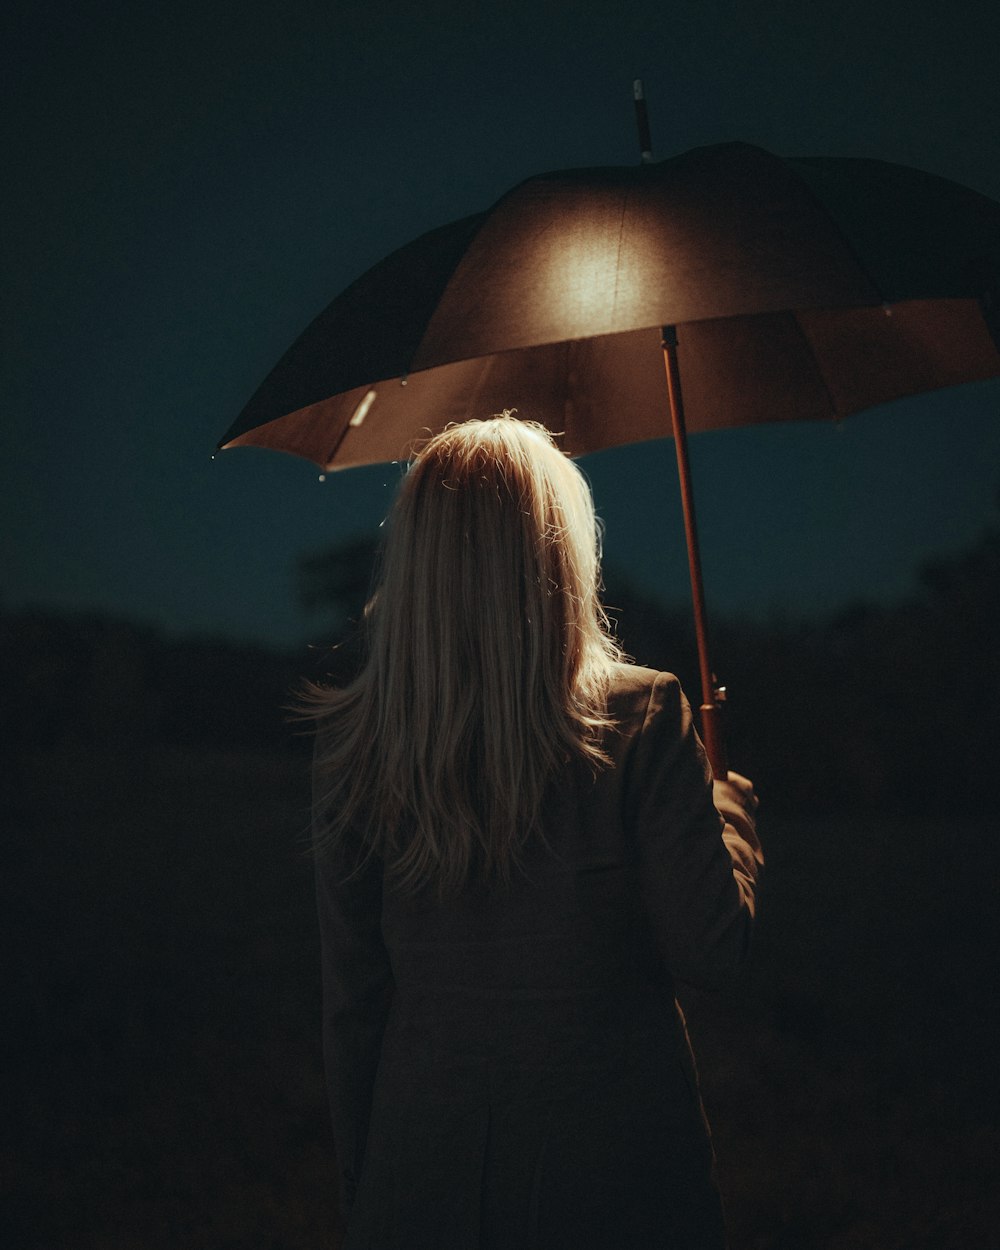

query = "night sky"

[{"left": 5, "top": 0, "right": 1000, "bottom": 649}]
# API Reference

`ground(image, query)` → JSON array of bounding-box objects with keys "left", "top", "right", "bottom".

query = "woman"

[{"left": 307, "top": 416, "right": 762, "bottom": 1249}]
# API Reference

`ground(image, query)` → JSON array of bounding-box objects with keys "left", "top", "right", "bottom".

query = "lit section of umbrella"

[{"left": 218, "top": 140, "right": 1000, "bottom": 773}]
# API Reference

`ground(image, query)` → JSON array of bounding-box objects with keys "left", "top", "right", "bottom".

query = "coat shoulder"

[{"left": 607, "top": 663, "right": 680, "bottom": 726}]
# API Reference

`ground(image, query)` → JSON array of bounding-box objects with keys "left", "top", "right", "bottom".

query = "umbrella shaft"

[{"left": 661, "top": 326, "right": 727, "bottom": 778}]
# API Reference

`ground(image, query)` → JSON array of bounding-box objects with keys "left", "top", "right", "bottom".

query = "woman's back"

[
  {"left": 316, "top": 664, "right": 761, "bottom": 1249},
  {"left": 308, "top": 417, "right": 761, "bottom": 1247}
]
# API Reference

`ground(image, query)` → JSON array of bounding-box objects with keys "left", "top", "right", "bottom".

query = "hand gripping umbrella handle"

[{"left": 661, "top": 326, "right": 729, "bottom": 779}]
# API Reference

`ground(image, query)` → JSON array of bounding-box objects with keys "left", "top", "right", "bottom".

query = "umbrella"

[{"left": 217, "top": 137, "right": 1000, "bottom": 775}]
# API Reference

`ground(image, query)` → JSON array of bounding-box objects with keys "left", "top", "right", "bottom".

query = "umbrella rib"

[
  {"left": 785, "top": 311, "right": 842, "bottom": 420},
  {"left": 789, "top": 159, "right": 887, "bottom": 306},
  {"left": 610, "top": 189, "right": 630, "bottom": 329}
]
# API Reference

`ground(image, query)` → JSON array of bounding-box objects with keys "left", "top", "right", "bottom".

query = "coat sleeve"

[
  {"left": 625, "top": 672, "right": 764, "bottom": 990},
  {"left": 312, "top": 734, "right": 395, "bottom": 1222}
]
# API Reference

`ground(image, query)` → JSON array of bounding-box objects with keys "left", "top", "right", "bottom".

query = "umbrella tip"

[{"left": 632, "top": 79, "right": 653, "bottom": 164}]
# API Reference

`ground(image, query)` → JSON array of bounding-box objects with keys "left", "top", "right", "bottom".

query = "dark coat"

[{"left": 313, "top": 666, "right": 763, "bottom": 1249}]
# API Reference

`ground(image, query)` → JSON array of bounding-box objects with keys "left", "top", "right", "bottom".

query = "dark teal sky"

[{"left": 4, "top": 0, "right": 999, "bottom": 647}]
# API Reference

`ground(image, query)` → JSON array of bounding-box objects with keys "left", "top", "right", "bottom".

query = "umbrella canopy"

[
  {"left": 219, "top": 140, "right": 1000, "bottom": 774},
  {"left": 220, "top": 142, "right": 1000, "bottom": 470}
]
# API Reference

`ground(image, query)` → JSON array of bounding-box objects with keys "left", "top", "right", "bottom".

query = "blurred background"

[{"left": 3, "top": 0, "right": 1000, "bottom": 1246}]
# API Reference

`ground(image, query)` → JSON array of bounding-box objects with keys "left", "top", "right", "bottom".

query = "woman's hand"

[
  {"left": 713, "top": 770, "right": 764, "bottom": 896},
  {"left": 713, "top": 770, "right": 758, "bottom": 817}
]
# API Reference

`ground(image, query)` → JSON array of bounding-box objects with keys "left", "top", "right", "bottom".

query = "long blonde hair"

[{"left": 303, "top": 416, "right": 625, "bottom": 896}]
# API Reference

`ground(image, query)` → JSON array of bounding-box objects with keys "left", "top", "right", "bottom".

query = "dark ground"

[{"left": 5, "top": 735, "right": 999, "bottom": 1249}]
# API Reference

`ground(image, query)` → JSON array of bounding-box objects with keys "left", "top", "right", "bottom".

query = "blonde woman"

[{"left": 307, "top": 416, "right": 762, "bottom": 1249}]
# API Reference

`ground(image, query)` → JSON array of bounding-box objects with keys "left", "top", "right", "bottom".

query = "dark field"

[{"left": 5, "top": 739, "right": 999, "bottom": 1249}]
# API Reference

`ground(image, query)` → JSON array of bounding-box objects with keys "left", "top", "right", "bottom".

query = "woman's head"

[
  {"left": 309, "top": 413, "right": 624, "bottom": 896},
  {"left": 374, "top": 416, "right": 610, "bottom": 694}
]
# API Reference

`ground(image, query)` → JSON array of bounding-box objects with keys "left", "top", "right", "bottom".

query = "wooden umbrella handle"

[{"left": 661, "top": 326, "right": 728, "bottom": 779}]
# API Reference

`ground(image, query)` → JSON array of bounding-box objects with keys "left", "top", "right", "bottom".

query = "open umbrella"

[{"left": 218, "top": 135, "right": 1000, "bottom": 774}]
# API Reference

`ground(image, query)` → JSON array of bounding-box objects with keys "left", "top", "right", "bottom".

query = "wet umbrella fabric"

[{"left": 220, "top": 142, "right": 1000, "bottom": 470}]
